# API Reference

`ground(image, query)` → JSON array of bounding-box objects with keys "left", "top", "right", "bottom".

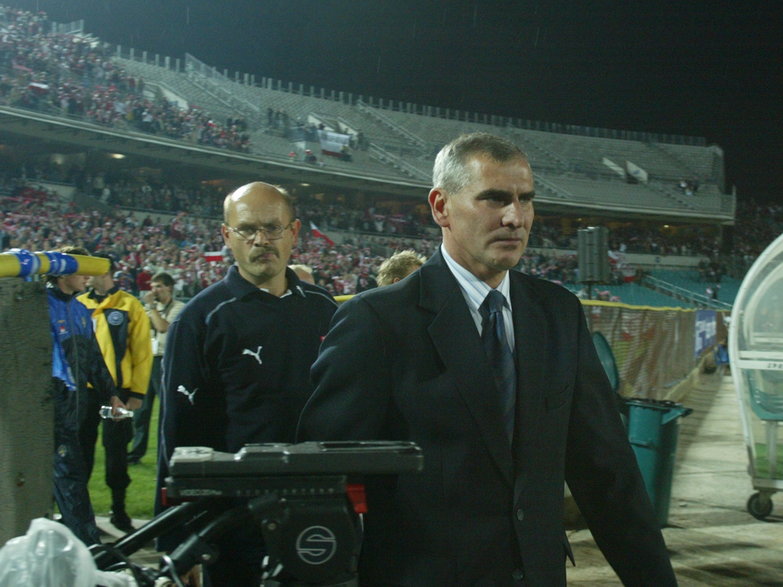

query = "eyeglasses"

[{"left": 225, "top": 222, "right": 294, "bottom": 242}]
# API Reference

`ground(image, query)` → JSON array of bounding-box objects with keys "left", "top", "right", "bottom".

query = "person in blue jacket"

[{"left": 46, "top": 246, "right": 120, "bottom": 545}]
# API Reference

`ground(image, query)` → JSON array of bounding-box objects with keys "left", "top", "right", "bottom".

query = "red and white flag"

[
  {"left": 203, "top": 251, "right": 223, "bottom": 263},
  {"left": 310, "top": 222, "right": 335, "bottom": 247}
]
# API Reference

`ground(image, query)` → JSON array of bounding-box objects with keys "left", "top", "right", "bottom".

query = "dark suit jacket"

[{"left": 298, "top": 251, "right": 676, "bottom": 586}]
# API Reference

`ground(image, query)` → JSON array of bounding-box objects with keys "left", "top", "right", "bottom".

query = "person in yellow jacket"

[{"left": 78, "top": 253, "right": 152, "bottom": 533}]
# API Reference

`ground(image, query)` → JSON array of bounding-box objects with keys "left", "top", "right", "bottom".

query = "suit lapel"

[
  {"left": 510, "top": 273, "right": 547, "bottom": 391},
  {"left": 420, "top": 254, "right": 513, "bottom": 485},
  {"left": 509, "top": 273, "right": 547, "bottom": 456}
]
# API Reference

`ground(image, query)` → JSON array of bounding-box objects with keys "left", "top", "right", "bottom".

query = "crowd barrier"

[
  {"left": 584, "top": 300, "right": 728, "bottom": 399},
  {"left": 0, "top": 250, "right": 109, "bottom": 279}
]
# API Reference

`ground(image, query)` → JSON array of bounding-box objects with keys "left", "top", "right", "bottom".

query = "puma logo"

[
  {"left": 176, "top": 385, "right": 197, "bottom": 405},
  {"left": 243, "top": 345, "right": 263, "bottom": 365}
]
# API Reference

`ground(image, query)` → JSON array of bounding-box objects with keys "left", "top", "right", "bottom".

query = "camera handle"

[{"left": 162, "top": 494, "right": 279, "bottom": 578}]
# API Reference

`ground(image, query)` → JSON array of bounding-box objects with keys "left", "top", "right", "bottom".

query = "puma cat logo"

[
  {"left": 176, "top": 385, "right": 197, "bottom": 405},
  {"left": 243, "top": 345, "right": 263, "bottom": 365}
]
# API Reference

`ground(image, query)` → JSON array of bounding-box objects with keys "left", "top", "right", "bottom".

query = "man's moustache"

[{"left": 251, "top": 248, "right": 278, "bottom": 261}]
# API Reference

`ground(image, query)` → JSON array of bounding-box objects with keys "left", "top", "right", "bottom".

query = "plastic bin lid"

[{"left": 626, "top": 398, "right": 682, "bottom": 409}]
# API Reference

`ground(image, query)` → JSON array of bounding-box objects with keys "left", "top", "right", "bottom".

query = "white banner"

[
  {"left": 625, "top": 160, "right": 648, "bottom": 183},
  {"left": 602, "top": 157, "right": 626, "bottom": 179},
  {"left": 318, "top": 130, "right": 350, "bottom": 155}
]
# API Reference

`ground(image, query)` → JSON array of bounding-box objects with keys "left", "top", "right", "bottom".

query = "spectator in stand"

[
  {"left": 376, "top": 249, "right": 426, "bottom": 286},
  {"left": 135, "top": 265, "right": 152, "bottom": 292},
  {"left": 339, "top": 144, "right": 353, "bottom": 162},
  {"left": 0, "top": 9, "right": 251, "bottom": 152},
  {"left": 355, "top": 270, "right": 377, "bottom": 292},
  {"left": 289, "top": 263, "right": 315, "bottom": 284}
]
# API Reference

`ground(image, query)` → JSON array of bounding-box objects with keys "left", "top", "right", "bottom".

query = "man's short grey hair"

[{"left": 432, "top": 132, "right": 528, "bottom": 193}]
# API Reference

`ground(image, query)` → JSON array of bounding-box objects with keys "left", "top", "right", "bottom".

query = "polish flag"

[
  {"left": 310, "top": 222, "right": 335, "bottom": 247},
  {"left": 203, "top": 251, "right": 223, "bottom": 263}
]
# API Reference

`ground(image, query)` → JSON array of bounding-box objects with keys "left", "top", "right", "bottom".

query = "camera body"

[
  {"left": 164, "top": 441, "right": 422, "bottom": 584},
  {"left": 94, "top": 441, "right": 420, "bottom": 585},
  {"left": 165, "top": 441, "right": 423, "bottom": 498}
]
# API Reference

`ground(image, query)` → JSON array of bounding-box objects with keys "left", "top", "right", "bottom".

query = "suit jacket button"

[
  {"left": 515, "top": 508, "right": 524, "bottom": 521},
  {"left": 512, "top": 568, "right": 525, "bottom": 581}
]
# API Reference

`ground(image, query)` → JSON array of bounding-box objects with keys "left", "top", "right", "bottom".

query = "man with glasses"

[{"left": 156, "top": 181, "right": 337, "bottom": 585}]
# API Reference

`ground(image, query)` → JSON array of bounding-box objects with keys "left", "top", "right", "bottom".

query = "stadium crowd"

[
  {"left": 5, "top": 171, "right": 782, "bottom": 301},
  {"left": 1, "top": 175, "right": 600, "bottom": 297},
  {"left": 0, "top": 5, "right": 250, "bottom": 151},
  {"left": 0, "top": 176, "right": 434, "bottom": 296}
]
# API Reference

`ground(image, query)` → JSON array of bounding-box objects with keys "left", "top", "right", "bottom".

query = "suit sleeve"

[
  {"left": 298, "top": 296, "right": 393, "bottom": 441},
  {"left": 127, "top": 299, "right": 153, "bottom": 400},
  {"left": 564, "top": 300, "right": 676, "bottom": 585}
]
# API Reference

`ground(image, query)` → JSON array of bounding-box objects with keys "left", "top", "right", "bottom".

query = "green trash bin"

[{"left": 626, "top": 399, "right": 692, "bottom": 526}]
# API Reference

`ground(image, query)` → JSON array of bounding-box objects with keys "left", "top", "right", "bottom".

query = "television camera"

[{"left": 92, "top": 441, "right": 423, "bottom": 586}]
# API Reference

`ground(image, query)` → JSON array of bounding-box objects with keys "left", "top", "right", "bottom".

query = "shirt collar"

[
  {"left": 225, "top": 265, "right": 306, "bottom": 299},
  {"left": 47, "top": 282, "right": 78, "bottom": 301},
  {"left": 87, "top": 284, "right": 119, "bottom": 301},
  {"left": 440, "top": 245, "right": 511, "bottom": 313}
]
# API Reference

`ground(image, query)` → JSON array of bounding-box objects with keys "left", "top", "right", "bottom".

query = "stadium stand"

[
  {"left": 106, "top": 44, "right": 732, "bottom": 221},
  {"left": 6, "top": 4, "right": 779, "bottom": 309}
]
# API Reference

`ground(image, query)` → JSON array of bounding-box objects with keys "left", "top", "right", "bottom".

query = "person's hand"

[
  {"left": 126, "top": 397, "right": 142, "bottom": 411},
  {"left": 109, "top": 395, "right": 130, "bottom": 420},
  {"left": 180, "top": 564, "right": 202, "bottom": 586},
  {"left": 143, "top": 290, "right": 156, "bottom": 306}
]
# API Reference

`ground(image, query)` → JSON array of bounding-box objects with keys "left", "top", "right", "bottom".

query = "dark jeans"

[
  {"left": 129, "top": 355, "right": 161, "bottom": 461},
  {"left": 52, "top": 379, "right": 102, "bottom": 545},
  {"left": 80, "top": 389, "right": 132, "bottom": 505}
]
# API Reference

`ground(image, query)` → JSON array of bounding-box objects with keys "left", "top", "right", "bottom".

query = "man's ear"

[
  {"left": 220, "top": 223, "right": 232, "bottom": 248},
  {"left": 290, "top": 219, "right": 302, "bottom": 242},
  {"left": 428, "top": 188, "right": 449, "bottom": 228}
]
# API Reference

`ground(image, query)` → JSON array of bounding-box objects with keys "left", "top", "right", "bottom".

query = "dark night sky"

[{"left": 6, "top": 1, "right": 782, "bottom": 201}]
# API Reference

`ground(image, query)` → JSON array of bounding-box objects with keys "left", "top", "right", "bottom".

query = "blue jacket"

[{"left": 47, "top": 284, "right": 116, "bottom": 398}]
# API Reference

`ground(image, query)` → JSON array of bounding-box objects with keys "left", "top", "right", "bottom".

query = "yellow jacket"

[{"left": 78, "top": 287, "right": 153, "bottom": 400}]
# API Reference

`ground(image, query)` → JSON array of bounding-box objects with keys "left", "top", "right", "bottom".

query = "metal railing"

[
  {"left": 51, "top": 19, "right": 84, "bottom": 35},
  {"left": 643, "top": 275, "right": 733, "bottom": 310},
  {"left": 356, "top": 100, "right": 428, "bottom": 151},
  {"left": 184, "top": 53, "right": 263, "bottom": 126},
  {"left": 368, "top": 144, "right": 430, "bottom": 181}
]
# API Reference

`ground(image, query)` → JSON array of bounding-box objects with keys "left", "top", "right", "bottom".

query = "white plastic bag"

[{"left": 0, "top": 518, "right": 97, "bottom": 587}]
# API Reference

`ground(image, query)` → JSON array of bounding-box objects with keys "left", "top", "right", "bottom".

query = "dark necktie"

[{"left": 480, "top": 289, "right": 516, "bottom": 444}]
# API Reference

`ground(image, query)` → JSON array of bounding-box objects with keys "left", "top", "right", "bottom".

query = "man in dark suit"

[{"left": 298, "top": 133, "right": 676, "bottom": 586}]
